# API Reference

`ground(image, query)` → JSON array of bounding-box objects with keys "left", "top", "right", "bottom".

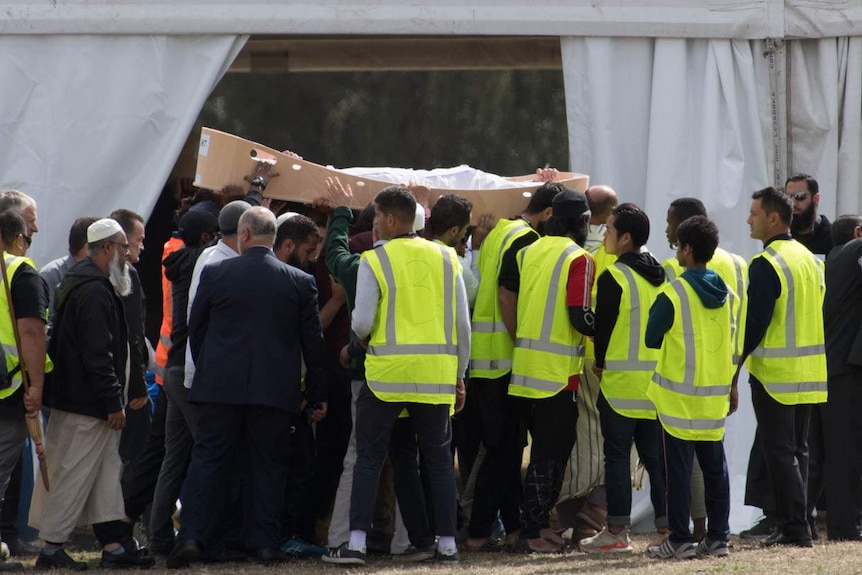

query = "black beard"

[
  {"left": 791, "top": 202, "right": 816, "bottom": 233},
  {"left": 287, "top": 252, "right": 312, "bottom": 273}
]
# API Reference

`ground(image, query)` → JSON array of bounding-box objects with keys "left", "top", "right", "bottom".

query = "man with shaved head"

[{"left": 584, "top": 186, "right": 619, "bottom": 253}]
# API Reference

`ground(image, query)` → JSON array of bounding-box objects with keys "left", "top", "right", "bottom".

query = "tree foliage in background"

[{"left": 197, "top": 70, "right": 569, "bottom": 176}]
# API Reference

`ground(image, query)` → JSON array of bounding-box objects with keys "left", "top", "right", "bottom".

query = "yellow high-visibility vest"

[
  {"left": 663, "top": 246, "right": 747, "bottom": 363},
  {"left": 362, "top": 238, "right": 460, "bottom": 405},
  {"left": 0, "top": 253, "right": 53, "bottom": 398},
  {"left": 584, "top": 243, "right": 617, "bottom": 361},
  {"left": 470, "top": 219, "right": 535, "bottom": 379},
  {"left": 509, "top": 236, "right": 588, "bottom": 399},
  {"left": 746, "top": 239, "right": 827, "bottom": 405},
  {"left": 647, "top": 277, "right": 736, "bottom": 441},
  {"left": 600, "top": 262, "right": 662, "bottom": 419}
]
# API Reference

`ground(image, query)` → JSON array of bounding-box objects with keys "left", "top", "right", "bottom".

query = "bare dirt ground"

[{"left": 23, "top": 533, "right": 862, "bottom": 575}]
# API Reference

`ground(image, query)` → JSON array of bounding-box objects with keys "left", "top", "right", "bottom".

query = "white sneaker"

[
  {"left": 647, "top": 538, "right": 696, "bottom": 560},
  {"left": 579, "top": 527, "right": 633, "bottom": 553}
]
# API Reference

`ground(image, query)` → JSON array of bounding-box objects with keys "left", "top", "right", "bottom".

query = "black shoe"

[
  {"left": 199, "top": 548, "right": 247, "bottom": 564},
  {"left": 99, "top": 550, "right": 156, "bottom": 570},
  {"left": 740, "top": 516, "right": 776, "bottom": 539},
  {"left": 7, "top": 539, "right": 39, "bottom": 557},
  {"left": 0, "top": 559, "right": 23, "bottom": 572},
  {"left": 250, "top": 548, "right": 291, "bottom": 565},
  {"left": 165, "top": 540, "right": 200, "bottom": 570},
  {"left": 36, "top": 549, "right": 88, "bottom": 571},
  {"left": 761, "top": 528, "right": 781, "bottom": 546},
  {"left": 146, "top": 544, "right": 172, "bottom": 559},
  {"left": 761, "top": 532, "right": 813, "bottom": 548}
]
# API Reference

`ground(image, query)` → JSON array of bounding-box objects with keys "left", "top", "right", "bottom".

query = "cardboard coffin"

[{"left": 194, "top": 127, "right": 589, "bottom": 222}]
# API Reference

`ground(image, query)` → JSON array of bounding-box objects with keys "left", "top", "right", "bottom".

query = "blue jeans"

[
  {"left": 597, "top": 392, "right": 666, "bottom": 528},
  {"left": 663, "top": 431, "right": 730, "bottom": 543}
]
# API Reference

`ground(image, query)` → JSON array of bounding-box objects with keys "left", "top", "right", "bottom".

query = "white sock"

[
  {"left": 348, "top": 530, "right": 367, "bottom": 551},
  {"left": 437, "top": 536, "right": 457, "bottom": 555}
]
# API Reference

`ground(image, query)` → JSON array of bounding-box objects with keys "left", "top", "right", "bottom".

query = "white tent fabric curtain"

[
  {"left": 561, "top": 37, "right": 774, "bottom": 532},
  {"left": 788, "top": 38, "right": 862, "bottom": 218},
  {"left": 0, "top": 35, "right": 247, "bottom": 265}
]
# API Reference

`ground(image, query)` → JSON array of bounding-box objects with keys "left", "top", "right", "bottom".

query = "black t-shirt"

[
  {"left": 793, "top": 215, "right": 833, "bottom": 256},
  {"left": 0, "top": 263, "right": 48, "bottom": 417},
  {"left": 497, "top": 228, "right": 540, "bottom": 293}
]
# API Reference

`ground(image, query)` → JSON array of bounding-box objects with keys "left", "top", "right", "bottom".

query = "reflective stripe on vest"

[
  {"left": 364, "top": 240, "right": 459, "bottom": 403},
  {"left": 471, "top": 320, "right": 508, "bottom": 334},
  {"left": 515, "top": 337, "right": 585, "bottom": 357},
  {"left": 469, "top": 359, "right": 512, "bottom": 371},
  {"left": 762, "top": 381, "right": 828, "bottom": 394},
  {"left": 659, "top": 413, "right": 726, "bottom": 431},
  {"left": 159, "top": 333, "right": 172, "bottom": 348},
  {"left": 510, "top": 373, "right": 567, "bottom": 393}
]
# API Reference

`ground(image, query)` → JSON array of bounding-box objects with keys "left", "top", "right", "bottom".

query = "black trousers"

[
  {"left": 178, "top": 402, "right": 291, "bottom": 551},
  {"left": 454, "top": 375, "right": 482, "bottom": 490},
  {"left": 806, "top": 404, "right": 827, "bottom": 519},
  {"left": 468, "top": 375, "right": 523, "bottom": 539},
  {"left": 824, "top": 366, "right": 862, "bottom": 539},
  {"left": 744, "top": 428, "right": 776, "bottom": 515},
  {"left": 296, "top": 367, "right": 353, "bottom": 542},
  {"left": 389, "top": 417, "right": 434, "bottom": 548},
  {"left": 122, "top": 386, "right": 167, "bottom": 522},
  {"left": 663, "top": 432, "right": 729, "bottom": 544},
  {"left": 750, "top": 377, "right": 811, "bottom": 538},
  {"left": 281, "top": 414, "right": 310, "bottom": 541},
  {"left": 349, "top": 383, "right": 457, "bottom": 538},
  {"left": 516, "top": 390, "right": 578, "bottom": 539}
]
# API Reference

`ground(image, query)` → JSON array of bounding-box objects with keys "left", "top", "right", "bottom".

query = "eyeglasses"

[
  {"left": 791, "top": 192, "right": 809, "bottom": 202},
  {"left": 108, "top": 241, "right": 130, "bottom": 253}
]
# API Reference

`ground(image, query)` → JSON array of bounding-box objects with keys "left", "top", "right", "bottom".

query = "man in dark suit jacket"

[
  {"left": 822, "top": 215, "right": 862, "bottom": 540},
  {"left": 168, "top": 207, "right": 327, "bottom": 567}
]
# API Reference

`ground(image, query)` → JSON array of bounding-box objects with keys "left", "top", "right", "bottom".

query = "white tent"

[{"left": 2, "top": 0, "right": 859, "bottom": 533}]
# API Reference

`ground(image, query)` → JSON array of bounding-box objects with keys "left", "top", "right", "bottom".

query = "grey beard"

[{"left": 109, "top": 258, "right": 132, "bottom": 297}]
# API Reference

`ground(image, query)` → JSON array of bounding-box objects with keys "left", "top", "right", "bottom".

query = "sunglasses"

[{"left": 791, "top": 192, "right": 809, "bottom": 202}]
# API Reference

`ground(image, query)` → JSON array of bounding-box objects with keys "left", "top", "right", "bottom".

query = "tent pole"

[{"left": 765, "top": 38, "right": 789, "bottom": 186}]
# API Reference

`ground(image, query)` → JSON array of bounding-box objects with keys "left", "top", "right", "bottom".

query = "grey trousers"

[
  {"left": 0, "top": 413, "right": 25, "bottom": 543},
  {"left": 148, "top": 366, "right": 199, "bottom": 550}
]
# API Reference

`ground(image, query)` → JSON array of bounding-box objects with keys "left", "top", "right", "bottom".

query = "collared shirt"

[
  {"left": 585, "top": 224, "right": 607, "bottom": 255},
  {"left": 183, "top": 240, "right": 239, "bottom": 388},
  {"left": 39, "top": 254, "right": 75, "bottom": 325}
]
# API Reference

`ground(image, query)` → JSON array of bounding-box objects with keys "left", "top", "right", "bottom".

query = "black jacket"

[
  {"left": 46, "top": 259, "right": 128, "bottom": 419},
  {"left": 594, "top": 251, "right": 666, "bottom": 368},
  {"left": 188, "top": 246, "right": 327, "bottom": 413},
  {"left": 164, "top": 244, "right": 206, "bottom": 368},
  {"left": 123, "top": 267, "right": 148, "bottom": 401},
  {"left": 825, "top": 238, "right": 862, "bottom": 375}
]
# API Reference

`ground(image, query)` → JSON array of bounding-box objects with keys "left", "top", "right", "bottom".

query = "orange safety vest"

[{"left": 154, "top": 236, "right": 184, "bottom": 384}]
